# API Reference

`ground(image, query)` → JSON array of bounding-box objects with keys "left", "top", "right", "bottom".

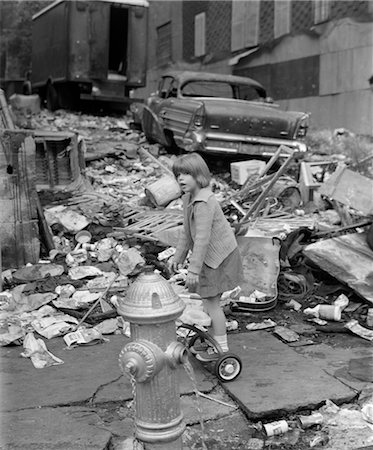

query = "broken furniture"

[
  {"left": 299, "top": 161, "right": 336, "bottom": 204},
  {"left": 0, "top": 130, "right": 40, "bottom": 269},
  {"left": 34, "top": 131, "right": 84, "bottom": 191}
]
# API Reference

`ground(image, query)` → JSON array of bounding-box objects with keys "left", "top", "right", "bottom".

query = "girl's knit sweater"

[{"left": 174, "top": 187, "right": 238, "bottom": 275}]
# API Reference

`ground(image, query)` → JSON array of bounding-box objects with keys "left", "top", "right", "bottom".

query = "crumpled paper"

[
  {"left": 63, "top": 327, "right": 107, "bottom": 347},
  {"left": 68, "top": 266, "right": 103, "bottom": 280},
  {"left": 31, "top": 314, "right": 79, "bottom": 339},
  {"left": 21, "top": 332, "right": 64, "bottom": 368},
  {"left": 246, "top": 319, "right": 277, "bottom": 331},
  {"left": 114, "top": 248, "right": 145, "bottom": 276},
  {"left": 53, "top": 290, "right": 102, "bottom": 310},
  {"left": 0, "top": 324, "right": 25, "bottom": 346},
  {"left": 44, "top": 205, "right": 90, "bottom": 233}
]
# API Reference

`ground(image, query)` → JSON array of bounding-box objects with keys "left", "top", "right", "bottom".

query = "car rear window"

[
  {"left": 181, "top": 81, "right": 234, "bottom": 98},
  {"left": 236, "top": 85, "right": 263, "bottom": 101}
]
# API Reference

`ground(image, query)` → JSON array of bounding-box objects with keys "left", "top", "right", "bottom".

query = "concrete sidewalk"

[{"left": 0, "top": 331, "right": 369, "bottom": 449}]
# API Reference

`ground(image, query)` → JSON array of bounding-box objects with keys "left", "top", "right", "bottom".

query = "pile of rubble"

[{"left": 1, "top": 102, "right": 373, "bottom": 371}]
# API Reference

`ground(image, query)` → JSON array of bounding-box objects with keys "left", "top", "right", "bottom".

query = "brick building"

[{"left": 138, "top": 0, "right": 373, "bottom": 135}]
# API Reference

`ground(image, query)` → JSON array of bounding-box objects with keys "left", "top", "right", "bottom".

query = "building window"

[
  {"left": 314, "top": 0, "right": 330, "bottom": 24},
  {"left": 157, "top": 22, "right": 172, "bottom": 67},
  {"left": 274, "top": 0, "right": 291, "bottom": 39},
  {"left": 194, "top": 12, "right": 206, "bottom": 57},
  {"left": 231, "top": 0, "right": 260, "bottom": 52}
]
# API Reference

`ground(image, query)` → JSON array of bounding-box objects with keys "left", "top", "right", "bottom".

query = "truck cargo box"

[{"left": 32, "top": 0, "right": 148, "bottom": 110}]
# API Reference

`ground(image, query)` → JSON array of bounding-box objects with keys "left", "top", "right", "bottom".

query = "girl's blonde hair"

[{"left": 172, "top": 153, "right": 211, "bottom": 188}]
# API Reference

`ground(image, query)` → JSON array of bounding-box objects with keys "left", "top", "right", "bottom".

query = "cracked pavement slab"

[
  {"left": 0, "top": 335, "right": 216, "bottom": 413},
  {"left": 222, "top": 331, "right": 357, "bottom": 419},
  {"left": 0, "top": 407, "right": 113, "bottom": 449}
]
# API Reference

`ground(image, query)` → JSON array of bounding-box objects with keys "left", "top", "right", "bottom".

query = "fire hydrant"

[{"left": 118, "top": 267, "right": 187, "bottom": 449}]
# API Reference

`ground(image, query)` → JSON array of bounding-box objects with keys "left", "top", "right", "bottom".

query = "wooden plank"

[{"left": 239, "top": 148, "right": 295, "bottom": 225}]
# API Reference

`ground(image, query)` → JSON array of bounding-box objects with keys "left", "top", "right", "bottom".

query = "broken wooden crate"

[
  {"left": 0, "top": 130, "right": 40, "bottom": 269},
  {"left": 114, "top": 209, "right": 183, "bottom": 243},
  {"left": 34, "top": 130, "right": 84, "bottom": 190}
]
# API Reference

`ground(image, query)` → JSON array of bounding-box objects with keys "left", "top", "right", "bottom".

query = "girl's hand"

[
  {"left": 170, "top": 258, "right": 182, "bottom": 273},
  {"left": 186, "top": 271, "right": 199, "bottom": 293}
]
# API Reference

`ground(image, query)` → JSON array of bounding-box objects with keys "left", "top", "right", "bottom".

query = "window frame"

[
  {"left": 274, "top": 0, "right": 291, "bottom": 39},
  {"left": 314, "top": 0, "right": 330, "bottom": 24},
  {"left": 156, "top": 21, "right": 172, "bottom": 67},
  {"left": 194, "top": 12, "right": 206, "bottom": 57}
]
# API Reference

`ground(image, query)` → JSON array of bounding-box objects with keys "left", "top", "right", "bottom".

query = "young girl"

[{"left": 172, "top": 153, "right": 243, "bottom": 362}]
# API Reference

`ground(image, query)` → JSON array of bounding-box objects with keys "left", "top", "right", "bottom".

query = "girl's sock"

[{"left": 214, "top": 334, "right": 229, "bottom": 352}]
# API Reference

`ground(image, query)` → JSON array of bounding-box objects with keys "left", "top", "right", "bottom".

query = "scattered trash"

[
  {"left": 298, "top": 412, "right": 324, "bottom": 429},
  {"left": 31, "top": 313, "right": 79, "bottom": 339},
  {"left": 68, "top": 266, "right": 103, "bottom": 280},
  {"left": 304, "top": 304, "right": 342, "bottom": 321},
  {"left": 94, "top": 318, "right": 119, "bottom": 335},
  {"left": 114, "top": 248, "right": 145, "bottom": 276},
  {"left": 13, "top": 264, "right": 64, "bottom": 283},
  {"left": 221, "top": 286, "right": 242, "bottom": 302},
  {"left": 263, "top": 419, "right": 289, "bottom": 436},
  {"left": 362, "top": 403, "right": 373, "bottom": 425},
  {"left": 239, "top": 290, "right": 268, "bottom": 304},
  {"left": 53, "top": 291, "right": 102, "bottom": 310},
  {"left": 63, "top": 327, "right": 107, "bottom": 347},
  {"left": 309, "top": 432, "right": 329, "bottom": 447},
  {"left": 273, "top": 326, "right": 299, "bottom": 343},
  {"left": 21, "top": 332, "right": 64, "bottom": 368},
  {"left": 286, "top": 299, "right": 302, "bottom": 311},
  {"left": 334, "top": 293, "right": 349, "bottom": 310},
  {"left": 0, "top": 324, "right": 25, "bottom": 346},
  {"left": 345, "top": 320, "right": 373, "bottom": 341},
  {"left": 44, "top": 205, "right": 90, "bottom": 233},
  {"left": 158, "top": 247, "right": 176, "bottom": 261},
  {"left": 179, "top": 307, "right": 211, "bottom": 328},
  {"left": 246, "top": 319, "right": 276, "bottom": 331},
  {"left": 226, "top": 320, "right": 239, "bottom": 331}
]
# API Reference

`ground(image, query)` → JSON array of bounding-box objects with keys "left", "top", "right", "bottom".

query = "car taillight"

[
  {"left": 296, "top": 115, "right": 309, "bottom": 138},
  {"left": 193, "top": 106, "right": 205, "bottom": 127}
]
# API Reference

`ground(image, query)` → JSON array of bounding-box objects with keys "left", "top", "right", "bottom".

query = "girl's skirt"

[{"left": 197, "top": 247, "right": 244, "bottom": 298}]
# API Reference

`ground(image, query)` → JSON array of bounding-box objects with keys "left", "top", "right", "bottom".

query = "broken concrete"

[
  {"left": 222, "top": 331, "right": 356, "bottom": 418},
  {"left": 294, "top": 341, "right": 373, "bottom": 391},
  {"left": 0, "top": 407, "right": 112, "bottom": 450},
  {"left": 0, "top": 335, "right": 215, "bottom": 412}
]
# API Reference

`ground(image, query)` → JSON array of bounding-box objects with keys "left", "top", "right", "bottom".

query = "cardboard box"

[{"left": 230, "top": 160, "right": 266, "bottom": 185}]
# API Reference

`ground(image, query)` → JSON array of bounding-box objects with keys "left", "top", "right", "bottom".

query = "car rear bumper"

[{"left": 181, "top": 130, "right": 307, "bottom": 156}]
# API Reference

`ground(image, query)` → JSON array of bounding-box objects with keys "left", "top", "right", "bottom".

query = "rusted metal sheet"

[
  {"left": 319, "top": 166, "right": 373, "bottom": 216},
  {"left": 304, "top": 232, "right": 373, "bottom": 305}
]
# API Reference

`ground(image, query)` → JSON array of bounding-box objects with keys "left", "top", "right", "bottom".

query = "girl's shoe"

[
  {"left": 190, "top": 341, "right": 209, "bottom": 354},
  {"left": 196, "top": 347, "right": 221, "bottom": 362}
]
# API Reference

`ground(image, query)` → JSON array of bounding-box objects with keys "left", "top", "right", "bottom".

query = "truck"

[{"left": 31, "top": 0, "right": 148, "bottom": 110}]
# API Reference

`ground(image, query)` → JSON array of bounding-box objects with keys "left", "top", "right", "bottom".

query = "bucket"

[{"left": 145, "top": 176, "right": 181, "bottom": 207}]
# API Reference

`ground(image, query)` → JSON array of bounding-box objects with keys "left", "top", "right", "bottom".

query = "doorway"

[{"left": 108, "top": 6, "right": 128, "bottom": 74}]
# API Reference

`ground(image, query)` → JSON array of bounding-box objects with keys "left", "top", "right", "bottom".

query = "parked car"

[{"left": 133, "top": 71, "right": 309, "bottom": 156}]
